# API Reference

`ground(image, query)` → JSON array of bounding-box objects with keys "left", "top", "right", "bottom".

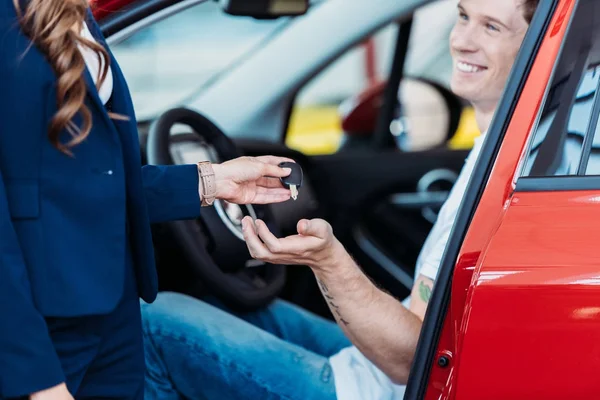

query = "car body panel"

[{"left": 454, "top": 192, "right": 600, "bottom": 399}]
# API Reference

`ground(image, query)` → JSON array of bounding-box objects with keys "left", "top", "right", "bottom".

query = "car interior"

[{"left": 100, "top": 0, "right": 472, "bottom": 319}]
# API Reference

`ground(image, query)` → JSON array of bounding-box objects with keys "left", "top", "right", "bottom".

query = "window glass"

[
  {"left": 111, "top": 1, "right": 289, "bottom": 121},
  {"left": 586, "top": 113, "right": 600, "bottom": 174},
  {"left": 522, "top": 65, "right": 600, "bottom": 177},
  {"left": 284, "top": 23, "right": 399, "bottom": 155},
  {"left": 521, "top": 0, "right": 600, "bottom": 178}
]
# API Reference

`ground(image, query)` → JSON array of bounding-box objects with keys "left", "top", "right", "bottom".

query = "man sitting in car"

[{"left": 141, "top": 0, "right": 540, "bottom": 399}]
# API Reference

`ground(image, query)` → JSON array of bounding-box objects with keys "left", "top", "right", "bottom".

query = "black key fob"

[{"left": 279, "top": 162, "right": 303, "bottom": 189}]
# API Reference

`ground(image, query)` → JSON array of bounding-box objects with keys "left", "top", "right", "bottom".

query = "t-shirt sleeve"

[
  {"left": 417, "top": 226, "right": 452, "bottom": 281},
  {"left": 414, "top": 135, "right": 486, "bottom": 282}
]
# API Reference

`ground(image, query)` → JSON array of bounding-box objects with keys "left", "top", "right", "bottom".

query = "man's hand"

[
  {"left": 242, "top": 216, "right": 423, "bottom": 384},
  {"left": 30, "top": 383, "right": 74, "bottom": 400},
  {"left": 211, "top": 156, "right": 294, "bottom": 205},
  {"left": 241, "top": 217, "right": 345, "bottom": 270}
]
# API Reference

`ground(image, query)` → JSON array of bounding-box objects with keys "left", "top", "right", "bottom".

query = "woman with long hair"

[{"left": 0, "top": 1, "right": 294, "bottom": 398}]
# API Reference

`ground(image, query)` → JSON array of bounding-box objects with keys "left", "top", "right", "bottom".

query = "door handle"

[
  {"left": 389, "top": 191, "right": 450, "bottom": 209},
  {"left": 389, "top": 169, "right": 458, "bottom": 223}
]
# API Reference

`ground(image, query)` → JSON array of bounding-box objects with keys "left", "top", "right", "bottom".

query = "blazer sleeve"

[
  {"left": 0, "top": 170, "right": 65, "bottom": 398},
  {"left": 141, "top": 164, "right": 202, "bottom": 223}
]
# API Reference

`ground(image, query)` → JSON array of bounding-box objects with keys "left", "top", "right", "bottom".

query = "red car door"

[
  {"left": 430, "top": 0, "right": 600, "bottom": 398},
  {"left": 405, "top": 0, "right": 600, "bottom": 399},
  {"left": 92, "top": 0, "right": 138, "bottom": 20}
]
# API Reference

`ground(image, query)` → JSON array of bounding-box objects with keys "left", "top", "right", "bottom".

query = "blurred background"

[{"left": 111, "top": 0, "right": 479, "bottom": 156}]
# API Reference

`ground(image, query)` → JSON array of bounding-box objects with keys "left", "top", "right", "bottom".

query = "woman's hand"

[
  {"left": 241, "top": 216, "right": 347, "bottom": 271},
  {"left": 212, "top": 156, "right": 294, "bottom": 204},
  {"left": 30, "top": 383, "right": 74, "bottom": 400}
]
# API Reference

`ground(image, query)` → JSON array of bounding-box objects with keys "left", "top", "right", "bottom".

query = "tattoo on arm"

[
  {"left": 318, "top": 279, "right": 329, "bottom": 293},
  {"left": 418, "top": 280, "right": 432, "bottom": 303},
  {"left": 317, "top": 278, "right": 350, "bottom": 326}
]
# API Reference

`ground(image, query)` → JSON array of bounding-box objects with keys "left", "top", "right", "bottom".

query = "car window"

[
  {"left": 284, "top": 23, "right": 399, "bottom": 155},
  {"left": 284, "top": 0, "right": 475, "bottom": 156},
  {"left": 111, "top": 1, "right": 290, "bottom": 122},
  {"left": 520, "top": 0, "right": 600, "bottom": 178}
]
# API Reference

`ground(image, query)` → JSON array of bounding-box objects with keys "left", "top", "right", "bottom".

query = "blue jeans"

[{"left": 141, "top": 292, "right": 351, "bottom": 400}]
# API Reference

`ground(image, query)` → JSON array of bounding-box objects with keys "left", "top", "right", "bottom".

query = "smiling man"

[
  {"left": 451, "top": 0, "right": 533, "bottom": 131},
  {"left": 140, "top": 1, "right": 539, "bottom": 399}
]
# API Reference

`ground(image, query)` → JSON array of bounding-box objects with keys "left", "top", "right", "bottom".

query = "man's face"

[{"left": 449, "top": 0, "right": 530, "bottom": 109}]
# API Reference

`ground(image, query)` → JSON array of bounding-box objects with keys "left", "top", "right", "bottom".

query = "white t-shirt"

[
  {"left": 78, "top": 22, "right": 113, "bottom": 105},
  {"left": 330, "top": 134, "right": 486, "bottom": 400}
]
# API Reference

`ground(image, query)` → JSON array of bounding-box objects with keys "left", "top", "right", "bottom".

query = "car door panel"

[{"left": 452, "top": 190, "right": 600, "bottom": 399}]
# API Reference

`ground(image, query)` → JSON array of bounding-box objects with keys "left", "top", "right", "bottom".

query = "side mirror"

[
  {"left": 392, "top": 78, "right": 463, "bottom": 151},
  {"left": 339, "top": 77, "right": 464, "bottom": 152},
  {"left": 218, "top": 0, "right": 309, "bottom": 18}
]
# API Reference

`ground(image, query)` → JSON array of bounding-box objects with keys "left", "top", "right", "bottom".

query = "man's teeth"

[{"left": 457, "top": 62, "right": 484, "bottom": 73}]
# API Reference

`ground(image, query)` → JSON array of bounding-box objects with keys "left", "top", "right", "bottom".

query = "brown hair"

[
  {"left": 13, "top": 0, "right": 115, "bottom": 156},
  {"left": 522, "top": 0, "right": 540, "bottom": 24}
]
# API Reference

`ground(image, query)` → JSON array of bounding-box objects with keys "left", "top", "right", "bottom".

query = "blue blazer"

[{"left": 0, "top": 5, "right": 201, "bottom": 396}]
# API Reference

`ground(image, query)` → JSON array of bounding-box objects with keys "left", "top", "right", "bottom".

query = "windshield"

[
  {"left": 111, "top": 1, "right": 292, "bottom": 121},
  {"left": 110, "top": 0, "right": 454, "bottom": 127}
]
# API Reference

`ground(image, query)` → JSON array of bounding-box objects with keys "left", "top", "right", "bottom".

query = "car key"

[{"left": 279, "top": 162, "right": 303, "bottom": 200}]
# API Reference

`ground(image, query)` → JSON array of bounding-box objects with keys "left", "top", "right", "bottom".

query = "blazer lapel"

[
  {"left": 81, "top": 11, "right": 119, "bottom": 134},
  {"left": 82, "top": 66, "right": 116, "bottom": 132},
  {"left": 83, "top": 9, "right": 137, "bottom": 156}
]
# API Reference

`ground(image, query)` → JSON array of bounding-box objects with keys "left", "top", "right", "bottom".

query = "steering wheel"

[{"left": 146, "top": 107, "right": 286, "bottom": 311}]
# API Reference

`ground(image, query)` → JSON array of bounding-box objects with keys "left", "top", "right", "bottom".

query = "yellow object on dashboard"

[
  {"left": 285, "top": 105, "right": 480, "bottom": 155},
  {"left": 286, "top": 105, "right": 341, "bottom": 155},
  {"left": 448, "top": 107, "right": 481, "bottom": 150}
]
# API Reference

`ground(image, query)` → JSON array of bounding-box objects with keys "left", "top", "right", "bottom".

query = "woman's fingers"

[
  {"left": 255, "top": 156, "right": 296, "bottom": 178},
  {"left": 256, "top": 187, "right": 290, "bottom": 196},
  {"left": 260, "top": 163, "right": 291, "bottom": 178},
  {"left": 252, "top": 187, "right": 291, "bottom": 204},
  {"left": 252, "top": 194, "right": 290, "bottom": 204},
  {"left": 255, "top": 155, "right": 295, "bottom": 166},
  {"left": 256, "top": 176, "right": 288, "bottom": 188}
]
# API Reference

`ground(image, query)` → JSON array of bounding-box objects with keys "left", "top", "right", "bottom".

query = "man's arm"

[
  {"left": 312, "top": 241, "right": 432, "bottom": 384},
  {"left": 244, "top": 218, "right": 434, "bottom": 385},
  {"left": 243, "top": 140, "right": 482, "bottom": 384},
  {"left": 409, "top": 274, "right": 435, "bottom": 320}
]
